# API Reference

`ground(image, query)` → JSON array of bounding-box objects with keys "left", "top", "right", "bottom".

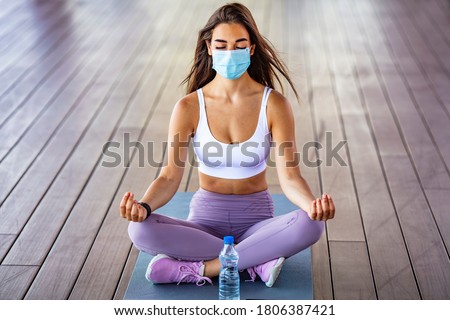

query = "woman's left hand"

[{"left": 309, "top": 194, "right": 335, "bottom": 221}]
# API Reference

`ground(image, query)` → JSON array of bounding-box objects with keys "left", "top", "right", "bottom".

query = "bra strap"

[{"left": 260, "top": 87, "right": 272, "bottom": 132}]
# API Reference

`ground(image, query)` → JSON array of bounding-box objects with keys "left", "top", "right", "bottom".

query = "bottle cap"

[{"left": 224, "top": 236, "right": 234, "bottom": 244}]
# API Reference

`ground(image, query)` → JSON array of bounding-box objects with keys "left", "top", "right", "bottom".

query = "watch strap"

[{"left": 138, "top": 201, "right": 152, "bottom": 218}]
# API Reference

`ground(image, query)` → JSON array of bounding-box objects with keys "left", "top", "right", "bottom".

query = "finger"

[
  {"left": 136, "top": 201, "right": 146, "bottom": 222},
  {"left": 328, "top": 195, "right": 335, "bottom": 219},
  {"left": 321, "top": 194, "right": 330, "bottom": 220},
  {"left": 126, "top": 193, "right": 134, "bottom": 220},
  {"left": 120, "top": 192, "right": 130, "bottom": 218},
  {"left": 316, "top": 198, "right": 323, "bottom": 221},
  {"left": 309, "top": 200, "right": 317, "bottom": 220},
  {"left": 131, "top": 201, "right": 139, "bottom": 222}
]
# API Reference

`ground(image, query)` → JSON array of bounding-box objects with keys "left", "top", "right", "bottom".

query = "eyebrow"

[{"left": 213, "top": 38, "right": 249, "bottom": 43}]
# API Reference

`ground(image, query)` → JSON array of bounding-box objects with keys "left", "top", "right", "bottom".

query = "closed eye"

[{"left": 214, "top": 47, "right": 247, "bottom": 50}]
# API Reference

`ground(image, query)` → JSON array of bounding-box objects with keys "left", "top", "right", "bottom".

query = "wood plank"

[
  {"left": 322, "top": 0, "right": 420, "bottom": 299},
  {"left": 69, "top": 2, "right": 201, "bottom": 299},
  {"left": 0, "top": 1, "right": 57, "bottom": 58},
  {"left": 392, "top": 0, "right": 450, "bottom": 78},
  {"left": 23, "top": 0, "right": 200, "bottom": 300},
  {"left": 360, "top": 0, "right": 450, "bottom": 248},
  {"left": 389, "top": 1, "right": 450, "bottom": 163},
  {"left": 0, "top": 0, "right": 80, "bottom": 99},
  {"left": 374, "top": 0, "right": 450, "bottom": 117},
  {"left": 382, "top": 156, "right": 450, "bottom": 299},
  {"left": 0, "top": 3, "right": 151, "bottom": 237},
  {"left": 0, "top": 266, "right": 38, "bottom": 300},
  {"left": 114, "top": 246, "right": 139, "bottom": 300},
  {"left": 0, "top": 235, "right": 15, "bottom": 262},
  {"left": 287, "top": 0, "right": 333, "bottom": 300},
  {"left": 0, "top": 1, "right": 110, "bottom": 138},
  {"left": 329, "top": 241, "right": 377, "bottom": 299},
  {"left": 0, "top": 3, "right": 124, "bottom": 205},
  {"left": 351, "top": 0, "right": 450, "bottom": 298},
  {"left": 423, "top": 187, "right": 450, "bottom": 252},
  {"left": 0, "top": 1, "right": 24, "bottom": 22},
  {"left": 423, "top": 0, "right": 450, "bottom": 113},
  {"left": 354, "top": 0, "right": 450, "bottom": 249},
  {"left": 376, "top": 4, "right": 450, "bottom": 168},
  {"left": 70, "top": 64, "right": 184, "bottom": 298},
  {"left": 305, "top": 0, "right": 365, "bottom": 243},
  {"left": 1, "top": 2, "right": 163, "bottom": 296},
  {"left": 421, "top": 0, "right": 450, "bottom": 54},
  {"left": 0, "top": 2, "right": 35, "bottom": 42},
  {"left": 0, "top": 1, "right": 111, "bottom": 130},
  {"left": 373, "top": 0, "right": 450, "bottom": 169},
  {"left": 435, "top": 0, "right": 449, "bottom": 11}
]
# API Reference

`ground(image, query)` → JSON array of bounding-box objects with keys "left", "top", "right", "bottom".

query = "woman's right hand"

[{"left": 120, "top": 192, "right": 147, "bottom": 222}]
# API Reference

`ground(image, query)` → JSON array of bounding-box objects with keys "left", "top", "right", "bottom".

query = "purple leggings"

[{"left": 128, "top": 188, "right": 324, "bottom": 270}]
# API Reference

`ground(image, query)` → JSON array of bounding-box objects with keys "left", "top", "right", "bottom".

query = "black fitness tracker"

[{"left": 138, "top": 201, "right": 152, "bottom": 219}]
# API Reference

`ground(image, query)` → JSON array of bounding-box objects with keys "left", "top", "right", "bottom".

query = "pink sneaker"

[
  {"left": 145, "top": 254, "right": 212, "bottom": 286},
  {"left": 247, "top": 257, "right": 285, "bottom": 287}
]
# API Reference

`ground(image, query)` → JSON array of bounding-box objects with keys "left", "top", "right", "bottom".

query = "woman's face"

[{"left": 207, "top": 23, "right": 255, "bottom": 55}]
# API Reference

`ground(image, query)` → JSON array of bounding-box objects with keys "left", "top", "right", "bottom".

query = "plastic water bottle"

[{"left": 219, "top": 236, "right": 240, "bottom": 300}]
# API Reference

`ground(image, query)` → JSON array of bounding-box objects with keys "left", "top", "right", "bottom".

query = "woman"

[{"left": 120, "top": 3, "right": 335, "bottom": 288}]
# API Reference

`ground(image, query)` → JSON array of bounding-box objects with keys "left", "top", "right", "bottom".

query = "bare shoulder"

[
  {"left": 174, "top": 91, "right": 198, "bottom": 114},
  {"left": 170, "top": 91, "right": 199, "bottom": 134},
  {"left": 267, "top": 89, "right": 294, "bottom": 130},
  {"left": 268, "top": 89, "right": 291, "bottom": 108}
]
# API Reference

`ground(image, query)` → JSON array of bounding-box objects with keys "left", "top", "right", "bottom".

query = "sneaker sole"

[
  {"left": 265, "top": 257, "right": 285, "bottom": 288},
  {"left": 145, "top": 254, "right": 171, "bottom": 282}
]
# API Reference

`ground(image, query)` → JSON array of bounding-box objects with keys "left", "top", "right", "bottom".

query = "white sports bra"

[{"left": 193, "top": 87, "right": 272, "bottom": 179}]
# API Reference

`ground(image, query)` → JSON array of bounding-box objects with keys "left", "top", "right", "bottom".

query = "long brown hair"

[{"left": 182, "top": 3, "right": 299, "bottom": 100}]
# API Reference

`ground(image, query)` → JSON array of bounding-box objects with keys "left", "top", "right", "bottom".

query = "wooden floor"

[{"left": 0, "top": 0, "right": 449, "bottom": 300}]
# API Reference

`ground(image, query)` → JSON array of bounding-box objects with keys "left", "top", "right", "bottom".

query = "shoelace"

[{"left": 177, "top": 265, "right": 213, "bottom": 286}]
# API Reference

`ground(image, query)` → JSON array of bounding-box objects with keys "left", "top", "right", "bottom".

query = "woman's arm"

[
  {"left": 120, "top": 96, "right": 196, "bottom": 222},
  {"left": 269, "top": 91, "right": 335, "bottom": 221}
]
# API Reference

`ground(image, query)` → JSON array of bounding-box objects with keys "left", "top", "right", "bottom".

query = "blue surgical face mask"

[{"left": 212, "top": 48, "right": 251, "bottom": 80}]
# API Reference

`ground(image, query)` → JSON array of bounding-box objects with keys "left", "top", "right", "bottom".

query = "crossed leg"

[{"left": 128, "top": 208, "right": 325, "bottom": 277}]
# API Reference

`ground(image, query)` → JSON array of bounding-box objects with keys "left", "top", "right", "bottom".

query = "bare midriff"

[{"left": 198, "top": 169, "right": 268, "bottom": 195}]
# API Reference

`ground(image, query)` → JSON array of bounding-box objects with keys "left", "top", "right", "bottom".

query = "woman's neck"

[{"left": 206, "top": 72, "right": 257, "bottom": 100}]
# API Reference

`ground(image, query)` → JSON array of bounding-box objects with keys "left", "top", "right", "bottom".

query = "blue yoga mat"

[{"left": 124, "top": 192, "right": 313, "bottom": 300}]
